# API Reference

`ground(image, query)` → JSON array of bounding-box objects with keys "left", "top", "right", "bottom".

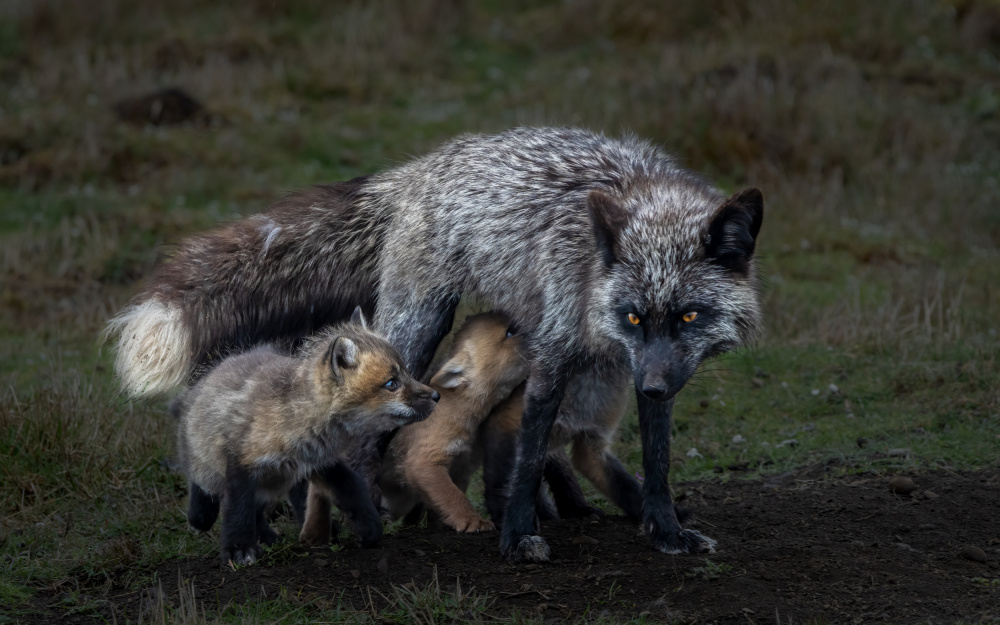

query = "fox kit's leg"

[
  {"left": 403, "top": 457, "right": 494, "bottom": 533},
  {"left": 255, "top": 505, "right": 279, "bottom": 546},
  {"left": 220, "top": 456, "right": 262, "bottom": 566},
  {"left": 313, "top": 461, "right": 382, "bottom": 548},
  {"left": 569, "top": 435, "right": 642, "bottom": 520},
  {"left": 299, "top": 482, "right": 334, "bottom": 547},
  {"left": 349, "top": 430, "right": 395, "bottom": 515},
  {"left": 544, "top": 450, "right": 605, "bottom": 519},
  {"left": 499, "top": 360, "right": 568, "bottom": 562},
  {"left": 187, "top": 481, "right": 221, "bottom": 531},
  {"left": 287, "top": 479, "right": 309, "bottom": 527},
  {"left": 638, "top": 395, "right": 715, "bottom": 554}
]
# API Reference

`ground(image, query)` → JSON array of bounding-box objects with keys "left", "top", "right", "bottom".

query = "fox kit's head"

[
  {"left": 589, "top": 176, "right": 764, "bottom": 401},
  {"left": 311, "top": 308, "right": 439, "bottom": 431},
  {"left": 430, "top": 313, "right": 527, "bottom": 403}
]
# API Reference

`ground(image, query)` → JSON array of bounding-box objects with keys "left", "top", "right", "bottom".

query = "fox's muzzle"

[{"left": 634, "top": 337, "right": 687, "bottom": 402}]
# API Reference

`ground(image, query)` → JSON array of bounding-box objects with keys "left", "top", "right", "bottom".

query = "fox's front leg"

[
  {"left": 499, "top": 364, "right": 567, "bottom": 562},
  {"left": 404, "top": 456, "right": 494, "bottom": 533},
  {"left": 637, "top": 394, "right": 716, "bottom": 554}
]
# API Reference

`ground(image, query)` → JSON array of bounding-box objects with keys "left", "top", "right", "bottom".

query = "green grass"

[{"left": 2, "top": 0, "right": 999, "bottom": 622}]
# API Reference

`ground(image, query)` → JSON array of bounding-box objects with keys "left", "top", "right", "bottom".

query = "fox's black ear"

[
  {"left": 328, "top": 336, "right": 359, "bottom": 383},
  {"left": 704, "top": 188, "right": 764, "bottom": 274},
  {"left": 588, "top": 189, "right": 630, "bottom": 268},
  {"left": 350, "top": 306, "right": 369, "bottom": 329},
  {"left": 430, "top": 365, "right": 466, "bottom": 390}
]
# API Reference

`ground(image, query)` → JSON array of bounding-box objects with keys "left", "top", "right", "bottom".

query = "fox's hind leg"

[
  {"left": 375, "top": 292, "right": 460, "bottom": 381},
  {"left": 187, "top": 482, "right": 220, "bottom": 531}
]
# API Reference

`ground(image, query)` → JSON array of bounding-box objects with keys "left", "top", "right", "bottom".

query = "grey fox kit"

[{"left": 174, "top": 309, "right": 438, "bottom": 565}]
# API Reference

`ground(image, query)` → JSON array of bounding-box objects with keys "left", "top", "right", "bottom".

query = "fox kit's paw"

[
  {"left": 501, "top": 534, "right": 551, "bottom": 563},
  {"left": 258, "top": 524, "right": 279, "bottom": 546},
  {"left": 222, "top": 544, "right": 262, "bottom": 567},
  {"left": 451, "top": 515, "right": 495, "bottom": 533},
  {"left": 645, "top": 524, "right": 717, "bottom": 555}
]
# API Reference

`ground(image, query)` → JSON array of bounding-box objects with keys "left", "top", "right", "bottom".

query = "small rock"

[
  {"left": 731, "top": 434, "right": 746, "bottom": 444},
  {"left": 828, "top": 383, "right": 840, "bottom": 394},
  {"left": 639, "top": 611, "right": 651, "bottom": 618},
  {"left": 776, "top": 439, "right": 798, "bottom": 448},
  {"left": 413, "top": 549, "right": 426, "bottom": 557},
  {"left": 537, "top": 603, "right": 549, "bottom": 612},
  {"left": 572, "top": 535, "right": 599, "bottom": 545},
  {"left": 377, "top": 557, "right": 388, "bottom": 573},
  {"left": 686, "top": 448, "right": 703, "bottom": 459},
  {"left": 887, "top": 447, "right": 911, "bottom": 458},
  {"left": 888, "top": 477, "right": 918, "bottom": 495},
  {"left": 314, "top": 557, "right": 329, "bottom": 568},
  {"left": 811, "top": 389, "right": 820, "bottom": 396},
  {"left": 350, "top": 569, "right": 361, "bottom": 579},
  {"left": 699, "top": 399, "right": 710, "bottom": 408},
  {"left": 856, "top": 437, "right": 869, "bottom": 448},
  {"left": 922, "top": 490, "right": 938, "bottom": 500},
  {"left": 752, "top": 377, "right": 764, "bottom": 388},
  {"left": 960, "top": 546, "right": 988, "bottom": 563}
]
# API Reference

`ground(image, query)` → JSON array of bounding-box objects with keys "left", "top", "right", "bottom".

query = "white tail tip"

[{"left": 104, "top": 299, "right": 193, "bottom": 398}]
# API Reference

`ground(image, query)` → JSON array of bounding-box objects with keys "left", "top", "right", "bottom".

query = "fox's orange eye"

[
  {"left": 682, "top": 311, "right": 698, "bottom": 323},
  {"left": 627, "top": 313, "right": 641, "bottom": 325}
]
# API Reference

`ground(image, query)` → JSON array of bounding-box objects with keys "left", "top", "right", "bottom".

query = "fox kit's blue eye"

[
  {"left": 505, "top": 328, "right": 515, "bottom": 338},
  {"left": 384, "top": 379, "right": 399, "bottom": 391}
]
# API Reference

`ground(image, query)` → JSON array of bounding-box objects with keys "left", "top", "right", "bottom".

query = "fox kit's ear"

[
  {"left": 704, "top": 187, "right": 764, "bottom": 275},
  {"left": 350, "top": 306, "right": 369, "bottom": 329},
  {"left": 588, "top": 189, "right": 630, "bottom": 268},
  {"left": 328, "top": 336, "right": 359, "bottom": 383},
  {"left": 430, "top": 365, "right": 466, "bottom": 390}
]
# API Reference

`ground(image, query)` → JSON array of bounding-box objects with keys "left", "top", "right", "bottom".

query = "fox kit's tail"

[{"left": 104, "top": 178, "right": 382, "bottom": 398}]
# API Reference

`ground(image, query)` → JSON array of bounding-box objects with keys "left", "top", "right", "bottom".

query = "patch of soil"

[{"left": 40, "top": 468, "right": 1000, "bottom": 623}]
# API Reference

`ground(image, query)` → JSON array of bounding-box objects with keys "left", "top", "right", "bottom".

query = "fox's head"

[
  {"left": 589, "top": 175, "right": 763, "bottom": 401},
  {"left": 311, "top": 307, "right": 440, "bottom": 431},
  {"left": 430, "top": 312, "right": 527, "bottom": 404}
]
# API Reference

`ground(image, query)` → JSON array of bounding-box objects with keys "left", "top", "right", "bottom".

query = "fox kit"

[
  {"left": 109, "top": 127, "right": 763, "bottom": 561},
  {"left": 175, "top": 308, "right": 439, "bottom": 565},
  {"left": 380, "top": 313, "right": 527, "bottom": 533}
]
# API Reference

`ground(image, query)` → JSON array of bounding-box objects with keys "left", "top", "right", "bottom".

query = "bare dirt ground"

[{"left": 33, "top": 466, "right": 1000, "bottom": 624}]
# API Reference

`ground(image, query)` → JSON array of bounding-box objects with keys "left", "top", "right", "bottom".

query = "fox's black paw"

[
  {"left": 501, "top": 534, "right": 551, "bottom": 563},
  {"left": 222, "top": 544, "right": 262, "bottom": 567},
  {"left": 645, "top": 524, "right": 716, "bottom": 555}
]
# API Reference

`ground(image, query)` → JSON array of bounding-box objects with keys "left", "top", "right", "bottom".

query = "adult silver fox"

[{"left": 108, "top": 126, "right": 763, "bottom": 562}]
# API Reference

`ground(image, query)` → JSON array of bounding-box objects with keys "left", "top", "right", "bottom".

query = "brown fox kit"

[
  {"left": 175, "top": 308, "right": 439, "bottom": 565},
  {"left": 362, "top": 313, "right": 629, "bottom": 534}
]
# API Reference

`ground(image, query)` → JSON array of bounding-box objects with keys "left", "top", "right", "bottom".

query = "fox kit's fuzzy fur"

[
  {"left": 175, "top": 309, "right": 439, "bottom": 565},
  {"left": 379, "top": 313, "right": 528, "bottom": 533},
  {"left": 109, "top": 127, "right": 763, "bottom": 561}
]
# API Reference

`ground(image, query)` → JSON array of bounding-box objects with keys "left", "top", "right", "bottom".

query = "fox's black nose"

[
  {"left": 640, "top": 385, "right": 667, "bottom": 400},
  {"left": 430, "top": 391, "right": 440, "bottom": 402}
]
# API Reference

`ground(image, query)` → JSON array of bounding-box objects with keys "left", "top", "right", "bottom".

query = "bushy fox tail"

[
  {"left": 104, "top": 298, "right": 194, "bottom": 398},
  {"left": 103, "top": 178, "right": 382, "bottom": 399}
]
